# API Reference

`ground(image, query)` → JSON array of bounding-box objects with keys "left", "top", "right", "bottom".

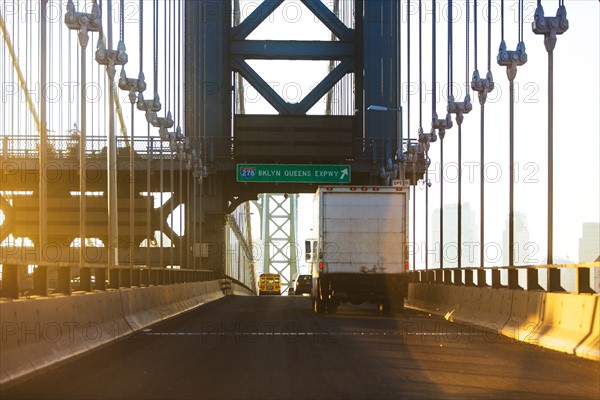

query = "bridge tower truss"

[{"left": 256, "top": 194, "right": 298, "bottom": 292}]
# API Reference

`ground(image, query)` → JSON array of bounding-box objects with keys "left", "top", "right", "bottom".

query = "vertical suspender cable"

[
  {"left": 507, "top": 0, "right": 515, "bottom": 269},
  {"left": 125, "top": 0, "right": 135, "bottom": 271},
  {"left": 179, "top": 1, "right": 186, "bottom": 269},
  {"left": 169, "top": 2, "right": 175, "bottom": 270},
  {"left": 533, "top": 0, "right": 568, "bottom": 289},
  {"left": 38, "top": 0, "right": 49, "bottom": 295},
  {"left": 447, "top": 0, "right": 452, "bottom": 101},
  {"left": 547, "top": 1, "right": 553, "bottom": 269},
  {"left": 498, "top": 0, "right": 525, "bottom": 277},
  {"left": 431, "top": 0, "right": 436, "bottom": 118},
  {"left": 155, "top": 0, "right": 164, "bottom": 271},
  {"left": 420, "top": 0, "right": 428, "bottom": 273},
  {"left": 142, "top": 0, "right": 151, "bottom": 271},
  {"left": 481, "top": 0, "right": 488, "bottom": 271},
  {"left": 397, "top": 0, "right": 401, "bottom": 158},
  {"left": 458, "top": 0, "right": 469, "bottom": 270},
  {"left": 476, "top": 0, "right": 494, "bottom": 276},
  {"left": 79, "top": 2, "right": 88, "bottom": 277},
  {"left": 407, "top": 0, "right": 415, "bottom": 270},
  {"left": 419, "top": 0, "right": 428, "bottom": 274},
  {"left": 510, "top": 0, "right": 516, "bottom": 269},
  {"left": 438, "top": 0, "right": 444, "bottom": 273},
  {"left": 107, "top": 0, "right": 120, "bottom": 272},
  {"left": 177, "top": 1, "right": 183, "bottom": 269},
  {"left": 478, "top": 0, "right": 484, "bottom": 271}
]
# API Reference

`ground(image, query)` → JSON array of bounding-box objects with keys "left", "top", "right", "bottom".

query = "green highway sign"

[{"left": 237, "top": 164, "right": 351, "bottom": 183}]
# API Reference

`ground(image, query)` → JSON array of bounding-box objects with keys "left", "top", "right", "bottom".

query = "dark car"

[{"left": 294, "top": 274, "right": 312, "bottom": 296}]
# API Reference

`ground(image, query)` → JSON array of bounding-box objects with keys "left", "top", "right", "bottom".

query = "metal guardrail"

[
  {"left": 406, "top": 262, "right": 600, "bottom": 295},
  {"left": 0, "top": 261, "right": 215, "bottom": 299},
  {"left": 1, "top": 135, "right": 176, "bottom": 159},
  {"left": 223, "top": 274, "right": 257, "bottom": 295},
  {"left": 1, "top": 135, "right": 419, "bottom": 163}
]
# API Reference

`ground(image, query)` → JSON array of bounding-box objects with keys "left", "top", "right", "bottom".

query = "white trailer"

[{"left": 305, "top": 186, "right": 410, "bottom": 314}]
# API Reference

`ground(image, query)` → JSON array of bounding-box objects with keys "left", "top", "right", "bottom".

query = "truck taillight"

[
  {"left": 319, "top": 262, "right": 324, "bottom": 270},
  {"left": 405, "top": 263, "right": 409, "bottom": 271}
]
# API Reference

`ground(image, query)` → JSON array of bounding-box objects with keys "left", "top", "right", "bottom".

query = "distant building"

[
  {"left": 579, "top": 222, "right": 600, "bottom": 292},
  {"left": 579, "top": 222, "right": 600, "bottom": 263},
  {"left": 502, "top": 211, "right": 533, "bottom": 267},
  {"left": 431, "top": 203, "right": 478, "bottom": 268}
]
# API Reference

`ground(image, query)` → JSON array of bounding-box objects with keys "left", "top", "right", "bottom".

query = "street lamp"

[
  {"left": 367, "top": 104, "right": 404, "bottom": 160},
  {"left": 367, "top": 105, "right": 401, "bottom": 112}
]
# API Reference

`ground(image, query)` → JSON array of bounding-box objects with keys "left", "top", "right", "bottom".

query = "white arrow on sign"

[{"left": 340, "top": 168, "right": 348, "bottom": 180}]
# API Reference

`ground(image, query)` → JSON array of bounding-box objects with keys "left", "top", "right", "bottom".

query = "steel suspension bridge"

[{"left": 0, "top": 1, "right": 599, "bottom": 395}]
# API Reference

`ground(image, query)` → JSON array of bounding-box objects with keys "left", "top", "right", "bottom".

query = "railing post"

[
  {"left": 547, "top": 268, "right": 564, "bottom": 292},
  {"left": 526, "top": 268, "right": 542, "bottom": 291},
  {"left": 140, "top": 269, "right": 149, "bottom": 286},
  {"left": 435, "top": 269, "right": 443, "bottom": 284},
  {"left": 426, "top": 270, "right": 434, "bottom": 284},
  {"left": 507, "top": 268, "right": 520, "bottom": 290},
  {"left": 453, "top": 269, "right": 463, "bottom": 285},
  {"left": 2, "top": 264, "right": 20, "bottom": 299},
  {"left": 95, "top": 268, "right": 107, "bottom": 291},
  {"left": 443, "top": 269, "right": 452, "bottom": 284},
  {"left": 477, "top": 269, "right": 487, "bottom": 287},
  {"left": 132, "top": 268, "right": 141, "bottom": 287},
  {"left": 120, "top": 269, "right": 131, "bottom": 288},
  {"left": 491, "top": 269, "right": 501, "bottom": 288},
  {"left": 464, "top": 269, "right": 474, "bottom": 286},
  {"left": 32, "top": 265, "right": 48, "bottom": 296},
  {"left": 57, "top": 266, "right": 72, "bottom": 295},
  {"left": 79, "top": 267, "right": 92, "bottom": 291},
  {"left": 109, "top": 269, "right": 120, "bottom": 289},
  {"left": 576, "top": 267, "right": 593, "bottom": 294},
  {"left": 149, "top": 269, "right": 157, "bottom": 285}
]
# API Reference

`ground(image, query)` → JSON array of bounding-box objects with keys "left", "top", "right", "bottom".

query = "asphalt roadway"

[{"left": 2, "top": 295, "right": 599, "bottom": 400}]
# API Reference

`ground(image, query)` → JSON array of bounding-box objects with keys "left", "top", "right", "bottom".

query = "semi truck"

[{"left": 305, "top": 185, "right": 409, "bottom": 314}]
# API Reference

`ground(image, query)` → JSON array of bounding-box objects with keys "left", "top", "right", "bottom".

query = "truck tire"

[
  {"left": 313, "top": 298, "right": 326, "bottom": 314},
  {"left": 393, "top": 297, "right": 405, "bottom": 313},
  {"left": 326, "top": 301, "right": 339, "bottom": 314},
  {"left": 377, "top": 300, "right": 391, "bottom": 315}
]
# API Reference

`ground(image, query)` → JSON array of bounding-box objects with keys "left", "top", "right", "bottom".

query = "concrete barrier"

[
  {"left": 501, "top": 290, "right": 544, "bottom": 344},
  {"left": 534, "top": 293, "right": 599, "bottom": 360},
  {"left": 0, "top": 291, "right": 133, "bottom": 386},
  {"left": 231, "top": 281, "right": 255, "bottom": 296},
  {"left": 406, "top": 283, "right": 600, "bottom": 361},
  {"left": 0, "top": 280, "right": 233, "bottom": 386}
]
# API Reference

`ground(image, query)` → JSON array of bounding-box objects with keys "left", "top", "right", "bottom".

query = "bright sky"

[{"left": 1, "top": 0, "right": 598, "bottom": 267}]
